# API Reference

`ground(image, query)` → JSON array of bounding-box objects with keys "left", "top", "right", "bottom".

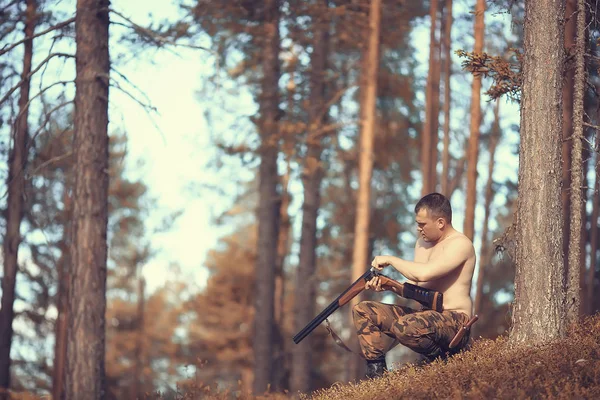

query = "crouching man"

[{"left": 353, "top": 192, "right": 476, "bottom": 378}]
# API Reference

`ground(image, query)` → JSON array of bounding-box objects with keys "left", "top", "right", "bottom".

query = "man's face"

[{"left": 415, "top": 208, "right": 443, "bottom": 242}]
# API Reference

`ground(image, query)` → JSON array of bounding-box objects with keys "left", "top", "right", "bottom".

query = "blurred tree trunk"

[
  {"left": 53, "top": 190, "right": 72, "bottom": 400},
  {"left": 474, "top": 99, "right": 500, "bottom": 316},
  {"left": 562, "top": 0, "right": 575, "bottom": 280},
  {"left": 349, "top": 0, "right": 381, "bottom": 381},
  {"left": 565, "top": 0, "right": 586, "bottom": 325},
  {"left": 463, "top": 0, "right": 485, "bottom": 241},
  {"left": 429, "top": 3, "right": 442, "bottom": 191},
  {"left": 65, "top": 0, "right": 110, "bottom": 398},
  {"left": 132, "top": 277, "right": 145, "bottom": 400},
  {"left": 0, "top": 0, "right": 36, "bottom": 395},
  {"left": 589, "top": 127, "right": 599, "bottom": 313},
  {"left": 252, "top": 0, "right": 281, "bottom": 393},
  {"left": 441, "top": 0, "right": 453, "bottom": 196},
  {"left": 511, "top": 0, "right": 566, "bottom": 345},
  {"left": 291, "top": 1, "right": 329, "bottom": 393},
  {"left": 420, "top": 0, "right": 438, "bottom": 196}
]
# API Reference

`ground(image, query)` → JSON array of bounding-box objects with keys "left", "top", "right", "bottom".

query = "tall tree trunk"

[
  {"left": 132, "top": 277, "right": 145, "bottom": 399},
  {"left": 252, "top": 0, "right": 281, "bottom": 393},
  {"left": 463, "top": 0, "right": 485, "bottom": 241},
  {"left": 565, "top": 0, "right": 586, "bottom": 324},
  {"left": 0, "top": 0, "right": 36, "bottom": 395},
  {"left": 53, "top": 190, "right": 72, "bottom": 400},
  {"left": 589, "top": 128, "right": 599, "bottom": 314},
  {"left": 65, "top": 0, "right": 110, "bottom": 398},
  {"left": 430, "top": 2, "right": 442, "bottom": 191},
  {"left": 510, "top": 0, "right": 566, "bottom": 345},
  {"left": 474, "top": 99, "right": 500, "bottom": 316},
  {"left": 291, "top": 3, "right": 329, "bottom": 392},
  {"left": 441, "top": 0, "right": 453, "bottom": 196},
  {"left": 420, "top": 0, "right": 438, "bottom": 196},
  {"left": 562, "top": 0, "right": 576, "bottom": 278},
  {"left": 349, "top": 0, "right": 381, "bottom": 381}
]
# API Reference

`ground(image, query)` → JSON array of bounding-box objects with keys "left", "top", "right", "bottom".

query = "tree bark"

[
  {"left": 291, "top": 1, "right": 329, "bottom": 393},
  {"left": 463, "top": 0, "right": 485, "bottom": 241},
  {"left": 0, "top": 0, "right": 36, "bottom": 395},
  {"left": 420, "top": 0, "right": 438, "bottom": 196},
  {"left": 53, "top": 189, "right": 72, "bottom": 400},
  {"left": 565, "top": 0, "right": 586, "bottom": 325},
  {"left": 349, "top": 0, "right": 381, "bottom": 381},
  {"left": 252, "top": 0, "right": 281, "bottom": 393},
  {"left": 562, "top": 0, "right": 576, "bottom": 278},
  {"left": 65, "top": 0, "right": 110, "bottom": 398},
  {"left": 510, "top": 0, "right": 566, "bottom": 345},
  {"left": 441, "top": 0, "right": 453, "bottom": 196},
  {"left": 474, "top": 99, "right": 500, "bottom": 316}
]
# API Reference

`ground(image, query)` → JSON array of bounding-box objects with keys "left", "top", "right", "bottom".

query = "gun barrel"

[
  {"left": 293, "top": 301, "right": 339, "bottom": 344},
  {"left": 292, "top": 268, "right": 375, "bottom": 344}
]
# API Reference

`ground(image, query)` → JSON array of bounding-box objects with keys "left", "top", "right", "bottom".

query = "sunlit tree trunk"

[
  {"left": 291, "top": 1, "right": 329, "bottom": 392},
  {"left": 252, "top": 0, "right": 281, "bottom": 393},
  {"left": 349, "top": 0, "right": 381, "bottom": 380},
  {"left": 441, "top": 0, "right": 453, "bottom": 196},
  {"left": 511, "top": 0, "right": 566, "bottom": 345},
  {"left": 463, "top": 0, "right": 485, "bottom": 241},
  {"left": 0, "top": 1, "right": 36, "bottom": 395},
  {"left": 421, "top": 0, "right": 438, "bottom": 196},
  {"left": 474, "top": 99, "right": 500, "bottom": 316}
]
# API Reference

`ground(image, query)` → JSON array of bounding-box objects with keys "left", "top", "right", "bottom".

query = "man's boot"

[{"left": 365, "top": 357, "right": 387, "bottom": 379}]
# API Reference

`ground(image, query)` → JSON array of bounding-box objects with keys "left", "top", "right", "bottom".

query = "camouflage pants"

[{"left": 352, "top": 301, "right": 470, "bottom": 361}]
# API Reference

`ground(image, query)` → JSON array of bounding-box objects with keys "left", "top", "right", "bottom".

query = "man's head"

[{"left": 414, "top": 192, "right": 453, "bottom": 242}]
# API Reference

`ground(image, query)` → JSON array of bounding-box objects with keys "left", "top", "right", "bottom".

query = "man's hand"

[
  {"left": 365, "top": 276, "right": 384, "bottom": 292},
  {"left": 371, "top": 255, "right": 392, "bottom": 271}
]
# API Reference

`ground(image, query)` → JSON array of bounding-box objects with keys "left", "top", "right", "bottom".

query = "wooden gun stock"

[{"left": 292, "top": 269, "right": 444, "bottom": 344}]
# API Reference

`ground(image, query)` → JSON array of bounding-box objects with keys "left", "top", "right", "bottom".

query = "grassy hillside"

[{"left": 197, "top": 314, "right": 600, "bottom": 399}]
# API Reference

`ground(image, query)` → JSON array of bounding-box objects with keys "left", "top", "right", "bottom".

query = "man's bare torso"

[{"left": 413, "top": 232, "right": 476, "bottom": 317}]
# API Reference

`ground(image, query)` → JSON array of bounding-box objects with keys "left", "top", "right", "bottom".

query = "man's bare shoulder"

[{"left": 444, "top": 233, "right": 475, "bottom": 255}]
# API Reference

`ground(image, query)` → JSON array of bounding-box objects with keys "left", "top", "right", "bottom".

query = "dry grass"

[
  {"left": 196, "top": 314, "right": 600, "bottom": 400},
  {"left": 9, "top": 315, "right": 600, "bottom": 399}
]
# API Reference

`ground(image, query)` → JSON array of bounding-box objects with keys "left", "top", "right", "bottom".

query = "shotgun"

[{"left": 292, "top": 268, "right": 443, "bottom": 344}]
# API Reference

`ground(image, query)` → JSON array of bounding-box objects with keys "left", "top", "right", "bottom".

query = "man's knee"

[{"left": 352, "top": 300, "right": 378, "bottom": 320}]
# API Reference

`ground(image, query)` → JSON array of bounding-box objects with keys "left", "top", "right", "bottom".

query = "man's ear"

[{"left": 437, "top": 218, "right": 446, "bottom": 229}]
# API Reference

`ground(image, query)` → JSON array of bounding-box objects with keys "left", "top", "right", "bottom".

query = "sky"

[{"left": 107, "top": 0, "right": 220, "bottom": 292}]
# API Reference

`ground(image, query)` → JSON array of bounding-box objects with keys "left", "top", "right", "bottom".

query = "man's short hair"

[{"left": 415, "top": 192, "right": 452, "bottom": 223}]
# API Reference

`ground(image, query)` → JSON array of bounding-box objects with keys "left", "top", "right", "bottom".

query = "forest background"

[{"left": 0, "top": 0, "right": 598, "bottom": 398}]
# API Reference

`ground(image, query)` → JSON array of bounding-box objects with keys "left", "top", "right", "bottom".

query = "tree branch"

[
  {"left": 0, "top": 17, "right": 75, "bottom": 58},
  {"left": 0, "top": 52, "right": 74, "bottom": 105}
]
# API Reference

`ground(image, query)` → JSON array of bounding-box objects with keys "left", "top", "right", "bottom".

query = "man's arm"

[{"left": 373, "top": 239, "right": 472, "bottom": 282}]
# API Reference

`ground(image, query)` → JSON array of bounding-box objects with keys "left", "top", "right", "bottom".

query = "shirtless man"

[{"left": 352, "top": 192, "right": 476, "bottom": 378}]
